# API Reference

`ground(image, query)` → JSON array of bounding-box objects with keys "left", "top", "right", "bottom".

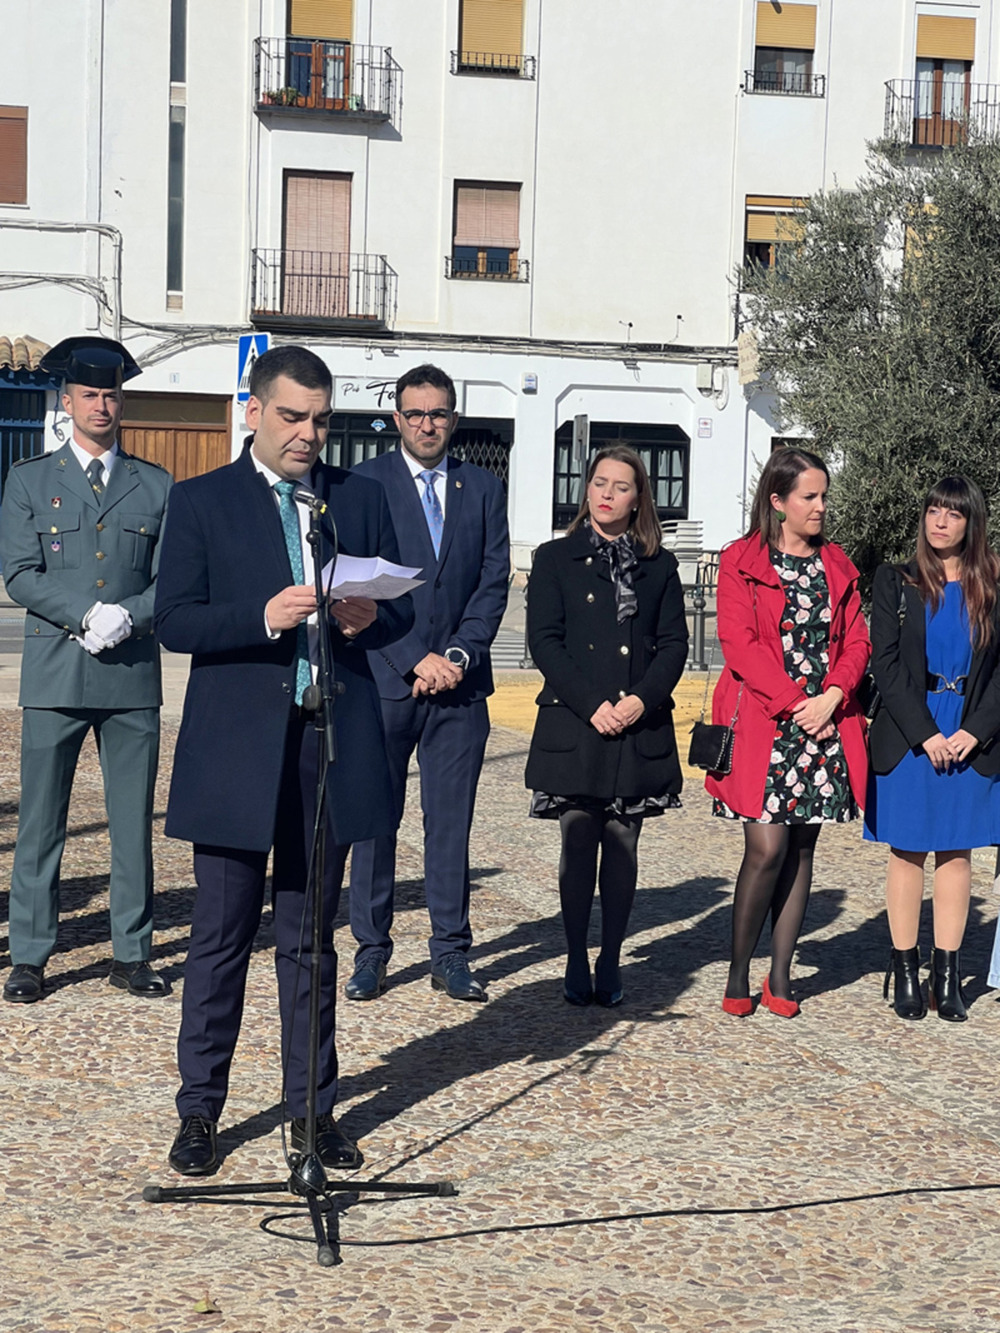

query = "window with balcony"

[
  {"left": 0, "top": 106, "right": 28, "bottom": 205},
  {"left": 456, "top": 0, "right": 528, "bottom": 75},
  {"left": 914, "top": 15, "right": 975, "bottom": 146},
  {"left": 748, "top": 2, "right": 822, "bottom": 96},
  {"left": 743, "top": 196, "right": 806, "bottom": 273},
  {"left": 552, "top": 422, "right": 689, "bottom": 530},
  {"left": 449, "top": 182, "right": 527, "bottom": 281}
]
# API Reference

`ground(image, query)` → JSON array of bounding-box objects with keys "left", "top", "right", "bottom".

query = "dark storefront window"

[{"left": 552, "top": 420, "right": 690, "bottom": 530}]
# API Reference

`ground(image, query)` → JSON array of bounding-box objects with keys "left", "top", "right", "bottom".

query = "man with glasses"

[{"left": 346, "top": 363, "right": 509, "bottom": 1002}]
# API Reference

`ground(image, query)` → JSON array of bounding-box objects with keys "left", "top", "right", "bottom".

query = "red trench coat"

[{"left": 705, "top": 535, "right": 871, "bottom": 818}]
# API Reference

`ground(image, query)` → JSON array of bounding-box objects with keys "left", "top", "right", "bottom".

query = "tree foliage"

[{"left": 743, "top": 141, "right": 1000, "bottom": 595}]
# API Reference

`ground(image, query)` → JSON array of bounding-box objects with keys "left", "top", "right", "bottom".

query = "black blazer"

[
  {"left": 524, "top": 528, "right": 689, "bottom": 799},
  {"left": 867, "top": 561, "right": 1000, "bottom": 776}
]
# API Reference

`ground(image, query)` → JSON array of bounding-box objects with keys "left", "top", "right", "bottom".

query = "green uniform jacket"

[{"left": 0, "top": 443, "right": 173, "bottom": 708}]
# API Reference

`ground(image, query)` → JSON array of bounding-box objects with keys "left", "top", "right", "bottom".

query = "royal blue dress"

[{"left": 864, "top": 582, "right": 1000, "bottom": 852}]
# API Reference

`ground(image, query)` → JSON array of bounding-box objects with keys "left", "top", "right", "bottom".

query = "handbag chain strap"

[{"left": 696, "top": 641, "right": 744, "bottom": 726}]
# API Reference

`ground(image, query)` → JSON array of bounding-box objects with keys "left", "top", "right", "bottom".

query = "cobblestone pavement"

[{"left": 2, "top": 661, "right": 1000, "bottom": 1332}]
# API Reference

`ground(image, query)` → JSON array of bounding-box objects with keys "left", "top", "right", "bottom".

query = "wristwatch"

[{"left": 444, "top": 646, "right": 470, "bottom": 670}]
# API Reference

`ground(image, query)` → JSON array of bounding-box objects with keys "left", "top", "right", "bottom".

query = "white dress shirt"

[
  {"left": 400, "top": 447, "right": 448, "bottom": 521},
  {"left": 70, "top": 438, "right": 119, "bottom": 486}
]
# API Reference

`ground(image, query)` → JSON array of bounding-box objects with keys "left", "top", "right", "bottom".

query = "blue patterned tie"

[
  {"left": 418, "top": 469, "right": 444, "bottom": 558},
  {"left": 274, "top": 480, "right": 312, "bottom": 705}
]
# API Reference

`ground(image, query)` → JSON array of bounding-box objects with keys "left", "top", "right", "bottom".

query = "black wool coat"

[
  {"left": 868, "top": 561, "right": 1000, "bottom": 776},
  {"left": 524, "top": 528, "right": 689, "bottom": 799}
]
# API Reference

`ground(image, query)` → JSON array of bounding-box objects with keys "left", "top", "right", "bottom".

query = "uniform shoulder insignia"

[
  {"left": 11, "top": 451, "right": 52, "bottom": 468},
  {"left": 124, "top": 452, "right": 166, "bottom": 471}
]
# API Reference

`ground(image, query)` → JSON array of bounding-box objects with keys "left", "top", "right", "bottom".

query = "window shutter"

[
  {"left": 916, "top": 15, "right": 975, "bottom": 61},
  {"left": 746, "top": 196, "right": 806, "bottom": 242},
  {"left": 755, "top": 2, "right": 817, "bottom": 51},
  {"left": 289, "top": 0, "right": 352, "bottom": 40},
  {"left": 284, "top": 172, "right": 351, "bottom": 254},
  {"left": 460, "top": 0, "right": 524, "bottom": 57},
  {"left": 0, "top": 106, "right": 27, "bottom": 206},
  {"left": 454, "top": 184, "right": 520, "bottom": 248}
]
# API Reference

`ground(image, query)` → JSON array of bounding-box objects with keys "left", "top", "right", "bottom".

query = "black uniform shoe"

[
  {"left": 168, "top": 1116, "right": 218, "bottom": 1176},
  {"left": 344, "top": 954, "right": 387, "bottom": 1001},
  {"left": 3, "top": 964, "right": 45, "bottom": 1004},
  {"left": 290, "top": 1114, "right": 362, "bottom": 1169},
  {"left": 430, "top": 954, "right": 487, "bottom": 1002},
  {"left": 109, "top": 960, "right": 168, "bottom": 997}
]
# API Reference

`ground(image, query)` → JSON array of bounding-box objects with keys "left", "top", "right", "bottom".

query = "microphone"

[{"left": 293, "top": 487, "right": 327, "bottom": 518}]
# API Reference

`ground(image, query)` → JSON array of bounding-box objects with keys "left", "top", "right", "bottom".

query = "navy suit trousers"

[
  {"left": 176, "top": 713, "right": 348, "bottom": 1122},
  {"left": 348, "top": 695, "right": 489, "bottom": 966}
]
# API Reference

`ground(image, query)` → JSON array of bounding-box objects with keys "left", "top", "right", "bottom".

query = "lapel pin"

[
  {"left": 51, "top": 497, "right": 62, "bottom": 508},
  {"left": 50, "top": 540, "right": 61, "bottom": 552},
  {"left": 455, "top": 480, "right": 463, "bottom": 489}
]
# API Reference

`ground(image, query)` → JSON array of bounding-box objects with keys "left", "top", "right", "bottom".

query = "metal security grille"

[
  {"left": 0, "top": 389, "right": 45, "bottom": 495},
  {"left": 324, "top": 413, "right": 512, "bottom": 488}
]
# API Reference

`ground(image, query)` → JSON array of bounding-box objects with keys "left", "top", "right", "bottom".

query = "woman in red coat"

[{"left": 707, "top": 448, "right": 869, "bottom": 1016}]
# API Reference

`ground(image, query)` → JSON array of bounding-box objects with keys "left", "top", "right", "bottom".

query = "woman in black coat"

[
  {"left": 525, "top": 446, "right": 688, "bottom": 1006},
  {"left": 866, "top": 476, "right": 1000, "bottom": 1022}
]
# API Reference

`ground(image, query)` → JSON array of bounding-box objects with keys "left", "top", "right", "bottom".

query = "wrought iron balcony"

[
  {"left": 251, "top": 250, "right": 397, "bottom": 331},
  {"left": 450, "top": 50, "right": 536, "bottom": 78},
  {"left": 884, "top": 77, "right": 1000, "bottom": 147},
  {"left": 744, "top": 68, "right": 825, "bottom": 97},
  {"left": 445, "top": 254, "right": 529, "bottom": 282},
  {"left": 254, "top": 38, "right": 401, "bottom": 127}
]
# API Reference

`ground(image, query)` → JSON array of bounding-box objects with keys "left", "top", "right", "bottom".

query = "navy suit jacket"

[
  {"left": 353, "top": 449, "right": 509, "bottom": 703},
  {"left": 154, "top": 445, "right": 413, "bottom": 852}
]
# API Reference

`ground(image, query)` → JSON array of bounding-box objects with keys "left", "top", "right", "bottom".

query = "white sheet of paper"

[{"left": 323, "top": 554, "right": 424, "bottom": 601}]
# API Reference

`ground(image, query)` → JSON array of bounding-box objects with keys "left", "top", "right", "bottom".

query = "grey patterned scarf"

[{"left": 588, "top": 524, "right": 639, "bottom": 624}]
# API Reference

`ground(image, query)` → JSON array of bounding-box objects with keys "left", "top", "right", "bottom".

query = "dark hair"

[
  {"left": 395, "top": 363, "right": 457, "bottom": 412},
  {"left": 912, "top": 474, "right": 999, "bottom": 647},
  {"left": 748, "top": 447, "right": 829, "bottom": 549},
  {"left": 249, "top": 345, "right": 332, "bottom": 403},
  {"left": 566, "top": 446, "right": 662, "bottom": 557}
]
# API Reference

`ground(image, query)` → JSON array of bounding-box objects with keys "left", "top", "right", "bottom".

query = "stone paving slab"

[{"left": 2, "top": 677, "right": 1000, "bottom": 1332}]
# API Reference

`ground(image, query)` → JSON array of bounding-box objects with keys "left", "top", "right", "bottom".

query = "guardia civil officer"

[{"left": 0, "top": 336, "right": 173, "bottom": 1003}]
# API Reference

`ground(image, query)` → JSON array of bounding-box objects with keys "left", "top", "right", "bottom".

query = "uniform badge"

[
  {"left": 51, "top": 497, "right": 62, "bottom": 508},
  {"left": 50, "top": 540, "right": 61, "bottom": 552}
]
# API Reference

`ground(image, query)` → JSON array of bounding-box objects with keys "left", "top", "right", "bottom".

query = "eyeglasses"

[{"left": 398, "top": 408, "right": 453, "bottom": 425}]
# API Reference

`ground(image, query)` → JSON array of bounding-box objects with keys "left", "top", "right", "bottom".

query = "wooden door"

[{"left": 122, "top": 426, "right": 231, "bottom": 482}]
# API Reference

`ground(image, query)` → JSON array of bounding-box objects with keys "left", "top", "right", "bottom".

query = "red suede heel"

[
  {"left": 722, "top": 994, "right": 753, "bottom": 1016},
  {"left": 762, "top": 975, "right": 800, "bottom": 1018}
]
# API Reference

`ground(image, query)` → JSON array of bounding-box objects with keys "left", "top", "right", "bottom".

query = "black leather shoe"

[
  {"left": 594, "top": 955, "right": 623, "bottom": 1008},
  {"left": 290, "top": 1114, "right": 362, "bottom": 1169},
  {"left": 563, "top": 957, "right": 593, "bottom": 1006},
  {"left": 929, "top": 948, "right": 968, "bottom": 1022},
  {"left": 430, "top": 954, "right": 487, "bottom": 1001},
  {"left": 168, "top": 1116, "right": 218, "bottom": 1176},
  {"left": 109, "top": 960, "right": 168, "bottom": 997},
  {"left": 344, "top": 954, "right": 387, "bottom": 1001},
  {"left": 3, "top": 964, "right": 44, "bottom": 1003},
  {"left": 883, "top": 947, "right": 926, "bottom": 1020}
]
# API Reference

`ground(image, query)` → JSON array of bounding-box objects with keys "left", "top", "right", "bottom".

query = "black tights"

[
  {"left": 726, "top": 823, "right": 821, "bottom": 1001},
  {"left": 558, "top": 807, "right": 642, "bottom": 990}
]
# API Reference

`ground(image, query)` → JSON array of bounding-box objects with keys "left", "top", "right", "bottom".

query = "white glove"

[
  {"left": 72, "top": 629, "right": 111, "bottom": 655},
  {"left": 82, "top": 602, "right": 133, "bottom": 650}
]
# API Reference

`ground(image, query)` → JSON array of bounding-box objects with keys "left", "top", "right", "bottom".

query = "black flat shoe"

[
  {"left": 563, "top": 984, "right": 594, "bottom": 1006},
  {"left": 563, "top": 958, "right": 593, "bottom": 1006},
  {"left": 109, "top": 960, "right": 168, "bottom": 997},
  {"left": 3, "top": 964, "right": 44, "bottom": 1003},
  {"left": 291, "top": 1114, "right": 362, "bottom": 1169},
  {"left": 168, "top": 1116, "right": 218, "bottom": 1176},
  {"left": 594, "top": 955, "right": 623, "bottom": 1008}
]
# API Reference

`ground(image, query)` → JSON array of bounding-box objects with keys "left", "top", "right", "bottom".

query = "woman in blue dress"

[{"left": 866, "top": 476, "right": 1000, "bottom": 1022}]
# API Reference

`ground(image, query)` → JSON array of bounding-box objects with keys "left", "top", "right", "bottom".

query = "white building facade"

[{"left": 0, "top": 0, "right": 993, "bottom": 565}]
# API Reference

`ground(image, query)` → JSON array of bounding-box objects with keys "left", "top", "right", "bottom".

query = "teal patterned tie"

[{"left": 274, "top": 480, "right": 312, "bottom": 705}]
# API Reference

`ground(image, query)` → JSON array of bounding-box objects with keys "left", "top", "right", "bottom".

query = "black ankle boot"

[
  {"left": 929, "top": 948, "right": 968, "bottom": 1021},
  {"left": 882, "top": 947, "right": 926, "bottom": 1020}
]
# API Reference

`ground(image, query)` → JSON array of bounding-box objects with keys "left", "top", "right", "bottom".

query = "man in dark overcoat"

[
  {"left": 0, "top": 336, "right": 172, "bottom": 1004},
  {"left": 153, "top": 345, "right": 411, "bottom": 1176},
  {"left": 345, "top": 364, "right": 509, "bottom": 1004}
]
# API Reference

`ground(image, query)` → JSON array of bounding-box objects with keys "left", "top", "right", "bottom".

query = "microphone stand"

[{"left": 144, "top": 492, "right": 455, "bottom": 1266}]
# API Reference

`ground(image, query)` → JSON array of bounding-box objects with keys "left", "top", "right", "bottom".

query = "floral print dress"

[{"left": 713, "top": 550, "right": 857, "bottom": 825}]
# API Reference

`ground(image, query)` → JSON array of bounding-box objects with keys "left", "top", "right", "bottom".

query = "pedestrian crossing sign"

[{"left": 237, "top": 334, "right": 270, "bottom": 403}]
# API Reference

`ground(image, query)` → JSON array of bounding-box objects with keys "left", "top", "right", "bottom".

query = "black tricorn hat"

[{"left": 39, "top": 336, "right": 142, "bottom": 388}]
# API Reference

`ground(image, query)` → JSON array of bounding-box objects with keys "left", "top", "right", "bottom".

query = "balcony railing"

[
  {"left": 251, "top": 250, "right": 397, "bottom": 330},
  {"left": 450, "top": 50, "right": 536, "bottom": 78},
  {"left": 744, "top": 69, "right": 825, "bottom": 97},
  {"left": 445, "top": 255, "right": 530, "bottom": 282},
  {"left": 884, "top": 77, "right": 1000, "bottom": 147},
  {"left": 254, "top": 38, "right": 401, "bottom": 127}
]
